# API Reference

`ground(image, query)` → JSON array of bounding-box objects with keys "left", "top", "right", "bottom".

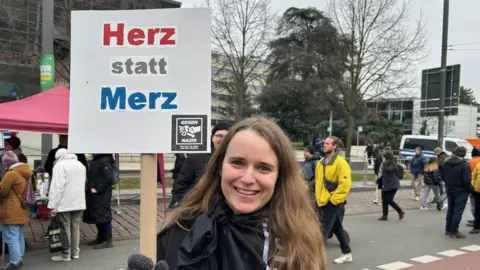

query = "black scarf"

[{"left": 177, "top": 202, "right": 269, "bottom": 270}]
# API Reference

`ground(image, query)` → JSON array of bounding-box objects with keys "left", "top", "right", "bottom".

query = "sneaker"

[
  {"left": 0, "top": 263, "right": 21, "bottom": 270},
  {"left": 399, "top": 211, "right": 405, "bottom": 220},
  {"left": 420, "top": 206, "right": 428, "bottom": 211},
  {"left": 51, "top": 255, "right": 71, "bottom": 262},
  {"left": 436, "top": 202, "right": 443, "bottom": 211},
  {"left": 71, "top": 254, "right": 80, "bottom": 259},
  {"left": 414, "top": 196, "right": 420, "bottom": 201},
  {"left": 333, "top": 253, "right": 353, "bottom": 264},
  {"left": 450, "top": 231, "right": 466, "bottom": 239},
  {"left": 469, "top": 228, "right": 479, "bottom": 234},
  {"left": 467, "top": 220, "right": 474, "bottom": 225},
  {"left": 429, "top": 200, "right": 437, "bottom": 206}
]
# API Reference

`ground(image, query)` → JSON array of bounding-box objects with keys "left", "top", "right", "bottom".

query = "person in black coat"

[
  {"left": 44, "top": 135, "right": 88, "bottom": 176},
  {"left": 84, "top": 154, "right": 115, "bottom": 249},
  {"left": 377, "top": 151, "right": 405, "bottom": 221},
  {"left": 440, "top": 146, "right": 472, "bottom": 238},
  {"left": 169, "top": 122, "right": 231, "bottom": 209}
]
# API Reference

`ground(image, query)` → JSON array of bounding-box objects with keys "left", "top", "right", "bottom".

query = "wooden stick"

[{"left": 140, "top": 153, "right": 157, "bottom": 262}]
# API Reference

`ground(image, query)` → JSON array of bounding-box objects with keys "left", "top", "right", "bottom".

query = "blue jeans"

[
  {"left": 439, "top": 182, "right": 444, "bottom": 196},
  {"left": 446, "top": 193, "right": 469, "bottom": 234},
  {"left": 3, "top": 225, "right": 25, "bottom": 265}
]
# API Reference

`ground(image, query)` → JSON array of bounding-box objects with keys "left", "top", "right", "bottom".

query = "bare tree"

[
  {"left": 326, "top": 0, "right": 427, "bottom": 157},
  {"left": 207, "top": 0, "right": 274, "bottom": 121}
]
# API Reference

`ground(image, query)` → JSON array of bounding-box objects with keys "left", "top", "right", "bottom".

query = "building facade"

[
  {"left": 366, "top": 98, "right": 415, "bottom": 135},
  {"left": 211, "top": 53, "right": 267, "bottom": 126},
  {"left": 366, "top": 97, "right": 478, "bottom": 138}
]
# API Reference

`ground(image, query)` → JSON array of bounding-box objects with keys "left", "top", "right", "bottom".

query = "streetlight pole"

[
  {"left": 40, "top": 0, "right": 54, "bottom": 165},
  {"left": 438, "top": 0, "right": 449, "bottom": 146}
]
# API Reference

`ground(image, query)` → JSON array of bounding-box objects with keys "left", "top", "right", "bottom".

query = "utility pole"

[
  {"left": 438, "top": 0, "right": 449, "bottom": 147},
  {"left": 40, "top": 0, "right": 54, "bottom": 165}
]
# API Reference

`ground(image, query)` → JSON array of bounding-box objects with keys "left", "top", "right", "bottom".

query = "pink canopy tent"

[
  {"left": 0, "top": 85, "right": 69, "bottom": 134},
  {"left": 0, "top": 85, "right": 168, "bottom": 216}
]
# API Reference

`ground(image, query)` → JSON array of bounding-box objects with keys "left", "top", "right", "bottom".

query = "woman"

[
  {"left": 421, "top": 158, "right": 445, "bottom": 211},
  {"left": 0, "top": 151, "right": 31, "bottom": 269},
  {"left": 378, "top": 151, "right": 405, "bottom": 221},
  {"left": 157, "top": 117, "right": 326, "bottom": 269},
  {"left": 84, "top": 154, "right": 115, "bottom": 249}
]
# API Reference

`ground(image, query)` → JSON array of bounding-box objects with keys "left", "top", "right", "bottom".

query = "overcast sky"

[{"left": 181, "top": 0, "right": 480, "bottom": 101}]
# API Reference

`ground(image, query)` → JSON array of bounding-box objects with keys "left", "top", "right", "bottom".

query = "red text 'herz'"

[{"left": 103, "top": 23, "right": 177, "bottom": 47}]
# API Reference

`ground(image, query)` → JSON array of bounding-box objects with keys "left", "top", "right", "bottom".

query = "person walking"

[
  {"left": 315, "top": 136, "right": 353, "bottom": 264},
  {"left": 377, "top": 151, "right": 405, "bottom": 221},
  {"left": 441, "top": 147, "right": 472, "bottom": 238},
  {"left": 410, "top": 147, "right": 427, "bottom": 201},
  {"left": 420, "top": 157, "right": 445, "bottom": 211},
  {"left": 48, "top": 149, "right": 87, "bottom": 262},
  {"left": 0, "top": 151, "right": 31, "bottom": 269},
  {"left": 84, "top": 154, "right": 116, "bottom": 249}
]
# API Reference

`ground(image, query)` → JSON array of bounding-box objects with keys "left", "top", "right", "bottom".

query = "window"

[
  {"left": 403, "top": 138, "right": 439, "bottom": 151},
  {"left": 402, "top": 100, "right": 414, "bottom": 110},
  {"left": 445, "top": 141, "right": 458, "bottom": 152}
]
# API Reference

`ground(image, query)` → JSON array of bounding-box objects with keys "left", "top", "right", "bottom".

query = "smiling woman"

[{"left": 157, "top": 117, "right": 326, "bottom": 270}]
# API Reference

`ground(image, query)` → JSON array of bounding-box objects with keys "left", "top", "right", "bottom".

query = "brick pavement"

[
  {"left": 25, "top": 188, "right": 430, "bottom": 249},
  {"left": 25, "top": 203, "right": 167, "bottom": 249}
]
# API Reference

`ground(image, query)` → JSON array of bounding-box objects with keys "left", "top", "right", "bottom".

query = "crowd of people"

[
  {"left": 0, "top": 118, "right": 478, "bottom": 269},
  {"left": 0, "top": 135, "right": 117, "bottom": 269}
]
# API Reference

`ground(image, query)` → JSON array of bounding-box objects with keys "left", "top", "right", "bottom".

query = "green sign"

[{"left": 40, "top": 54, "right": 55, "bottom": 91}]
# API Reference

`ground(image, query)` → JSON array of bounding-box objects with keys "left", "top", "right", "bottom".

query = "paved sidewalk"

[
  {"left": 26, "top": 203, "right": 167, "bottom": 250},
  {"left": 25, "top": 186, "right": 429, "bottom": 250}
]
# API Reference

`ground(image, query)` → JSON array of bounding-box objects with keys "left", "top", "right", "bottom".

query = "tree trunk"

[{"left": 345, "top": 113, "right": 354, "bottom": 159}]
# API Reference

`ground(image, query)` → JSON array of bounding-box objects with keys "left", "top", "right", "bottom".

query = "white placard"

[{"left": 69, "top": 8, "right": 212, "bottom": 153}]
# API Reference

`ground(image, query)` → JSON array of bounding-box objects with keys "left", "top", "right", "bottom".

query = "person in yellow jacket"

[
  {"left": 470, "top": 158, "right": 480, "bottom": 234},
  {"left": 315, "top": 136, "right": 352, "bottom": 264}
]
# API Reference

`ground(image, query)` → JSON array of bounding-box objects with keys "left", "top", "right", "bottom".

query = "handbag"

[
  {"left": 323, "top": 162, "right": 338, "bottom": 192},
  {"left": 48, "top": 217, "right": 63, "bottom": 253}
]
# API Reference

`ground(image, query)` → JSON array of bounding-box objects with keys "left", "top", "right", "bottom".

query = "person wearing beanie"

[
  {"left": 0, "top": 151, "right": 31, "bottom": 269},
  {"left": 441, "top": 146, "right": 472, "bottom": 238},
  {"left": 4, "top": 136, "right": 27, "bottom": 163},
  {"left": 169, "top": 122, "right": 231, "bottom": 209}
]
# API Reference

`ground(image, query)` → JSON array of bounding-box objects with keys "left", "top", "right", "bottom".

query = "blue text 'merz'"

[{"left": 100, "top": 86, "right": 177, "bottom": 111}]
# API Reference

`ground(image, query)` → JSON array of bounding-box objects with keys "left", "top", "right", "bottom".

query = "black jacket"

[
  {"left": 157, "top": 203, "right": 274, "bottom": 270},
  {"left": 423, "top": 169, "right": 442, "bottom": 186},
  {"left": 381, "top": 161, "right": 400, "bottom": 191},
  {"left": 440, "top": 156, "right": 473, "bottom": 195},
  {"left": 44, "top": 145, "right": 88, "bottom": 176},
  {"left": 172, "top": 154, "right": 187, "bottom": 180},
  {"left": 171, "top": 153, "right": 210, "bottom": 203},
  {"left": 83, "top": 155, "right": 114, "bottom": 224}
]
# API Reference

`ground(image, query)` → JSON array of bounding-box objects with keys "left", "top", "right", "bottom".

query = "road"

[
  {"left": 19, "top": 204, "right": 478, "bottom": 270},
  {"left": 327, "top": 208, "right": 478, "bottom": 270}
]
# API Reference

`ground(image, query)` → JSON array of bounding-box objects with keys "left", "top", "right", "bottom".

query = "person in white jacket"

[{"left": 47, "top": 148, "right": 86, "bottom": 262}]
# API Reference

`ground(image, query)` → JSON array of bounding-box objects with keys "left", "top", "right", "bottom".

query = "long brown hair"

[
  {"left": 425, "top": 157, "right": 439, "bottom": 171},
  {"left": 163, "top": 117, "right": 326, "bottom": 270}
]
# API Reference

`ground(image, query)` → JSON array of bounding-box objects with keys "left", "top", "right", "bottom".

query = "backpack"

[
  {"left": 396, "top": 163, "right": 405, "bottom": 180},
  {"left": 15, "top": 173, "right": 36, "bottom": 209}
]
